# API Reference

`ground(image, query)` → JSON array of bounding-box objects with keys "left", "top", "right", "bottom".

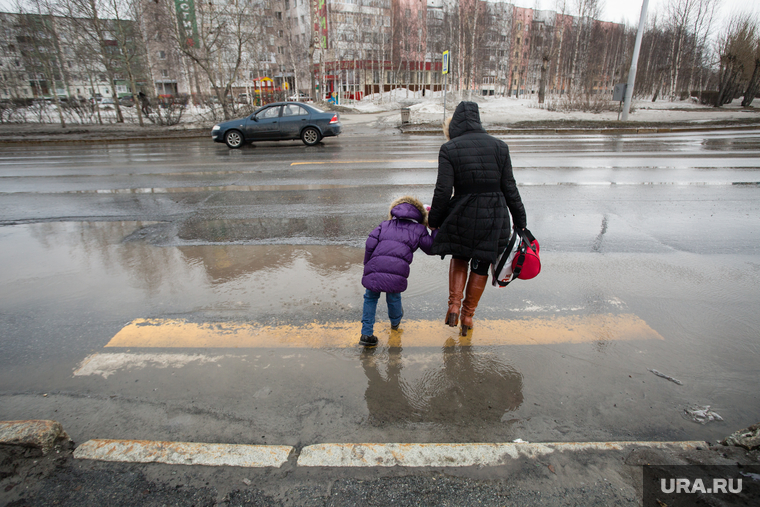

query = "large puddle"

[{"left": 1, "top": 220, "right": 759, "bottom": 445}]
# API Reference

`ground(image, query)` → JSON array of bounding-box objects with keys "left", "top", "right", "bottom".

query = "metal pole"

[
  {"left": 621, "top": 0, "right": 649, "bottom": 121},
  {"left": 443, "top": 73, "right": 447, "bottom": 125}
]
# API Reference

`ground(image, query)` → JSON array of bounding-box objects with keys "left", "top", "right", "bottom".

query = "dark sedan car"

[{"left": 211, "top": 102, "right": 342, "bottom": 148}]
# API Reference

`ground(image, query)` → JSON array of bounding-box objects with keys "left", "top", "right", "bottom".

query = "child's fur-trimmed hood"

[{"left": 388, "top": 195, "right": 428, "bottom": 226}]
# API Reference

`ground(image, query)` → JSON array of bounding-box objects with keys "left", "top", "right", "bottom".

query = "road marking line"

[
  {"left": 73, "top": 352, "right": 247, "bottom": 378},
  {"left": 296, "top": 441, "right": 707, "bottom": 467},
  {"left": 105, "top": 315, "right": 663, "bottom": 348},
  {"left": 290, "top": 159, "right": 436, "bottom": 166},
  {"left": 73, "top": 439, "right": 293, "bottom": 467}
]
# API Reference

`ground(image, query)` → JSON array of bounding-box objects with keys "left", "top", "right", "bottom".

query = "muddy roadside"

[
  {"left": 0, "top": 122, "right": 210, "bottom": 144},
  {"left": 1, "top": 422, "right": 758, "bottom": 507},
  {"left": 403, "top": 116, "right": 760, "bottom": 134},
  {"left": 1, "top": 114, "right": 759, "bottom": 145}
]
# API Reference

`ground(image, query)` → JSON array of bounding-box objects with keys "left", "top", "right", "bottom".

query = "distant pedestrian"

[
  {"left": 359, "top": 196, "right": 437, "bottom": 347},
  {"left": 138, "top": 91, "right": 150, "bottom": 115},
  {"left": 428, "top": 101, "right": 528, "bottom": 335}
]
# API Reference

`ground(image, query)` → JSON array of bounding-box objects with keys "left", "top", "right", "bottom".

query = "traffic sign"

[{"left": 442, "top": 51, "right": 449, "bottom": 75}]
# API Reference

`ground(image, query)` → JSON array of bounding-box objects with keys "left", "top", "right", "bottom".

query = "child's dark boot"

[{"left": 359, "top": 334, "right": 378, "bottom": 347}]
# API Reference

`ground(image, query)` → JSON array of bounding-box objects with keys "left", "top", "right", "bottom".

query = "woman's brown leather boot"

[
  {"left": 446, "top": 258, "right": 469, "bottom": 326},
  {"left": 460, "top": 273, "right": 488, "bottom": 336}
]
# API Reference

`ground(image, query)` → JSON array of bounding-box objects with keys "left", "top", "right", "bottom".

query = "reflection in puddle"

[
  {"left": 178, "top": 244, "right": 359, "bottom": 284},
  {"left": 0, "top": 221, "right": 365, "bottom": 319},
  {"left": 176, "top": 216, "right": 371, "bottom": 244},
  {"left": 60, "top": 184, "right": 356, "bottom": 194},
  {"left": 361, "top": 336, "right": 523, "bottom": 424}
]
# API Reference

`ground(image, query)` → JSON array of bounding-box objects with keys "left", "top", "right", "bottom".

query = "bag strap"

[
  {"left": 511, "top": 229, "right": 535, "bottom": 280},
  {"left": 494, "top": 229, "right": 519, "bottom": 274},
  {"left": 520, "top": 228, "right": 536, "bottom": 251},
  {"left": 495, "top": 228, "right": 535, "bottom": 287}
]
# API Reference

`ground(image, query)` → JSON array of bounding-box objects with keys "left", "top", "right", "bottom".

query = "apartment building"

[
  {"left": 1, "top": 1, "right": 623, "bottom": 103},
  {"left": 0, "top": 11, "right": 147, "bottom": 101}
]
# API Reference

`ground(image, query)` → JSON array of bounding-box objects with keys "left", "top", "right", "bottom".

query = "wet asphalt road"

[{"left": 0, "top": 129, "right": 759, "bottom": 455}]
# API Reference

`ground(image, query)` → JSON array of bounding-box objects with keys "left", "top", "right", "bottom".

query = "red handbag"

[{"left": 491, "top": 228, "right": 541, "bottom": 287}]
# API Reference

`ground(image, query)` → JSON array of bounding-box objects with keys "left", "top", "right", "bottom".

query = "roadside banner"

[{"left": 175, "top": 0, "right": 199, "bottom": 47}]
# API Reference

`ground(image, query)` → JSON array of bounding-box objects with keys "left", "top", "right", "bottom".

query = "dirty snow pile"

[{"left": 341, "top": 87, "right": 758, "bottom": 126}]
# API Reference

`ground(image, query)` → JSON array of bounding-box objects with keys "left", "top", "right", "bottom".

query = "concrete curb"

[
  {"left": 296, "top": 441, "right": 708, "bottom": 467},
  {"left": 0, "top": 133, "right": 207, "bottom": 145},
  {"left": 69, "top": 438, "right": 708, "bottom": 469},
  {"left": 0, "top": 420, "right": 70, "bottom": 455},
  {"left": 73, "top": 439, "right": 293, "bottom": 467},
  {"left": 0, "top": 123, "right": 757, "bottom": 145},
  {"left": 402, "top": 124, "right": 760, "bottom": 136}
]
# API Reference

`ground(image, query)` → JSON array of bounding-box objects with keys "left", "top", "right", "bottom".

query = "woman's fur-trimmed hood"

[{"left": 388, "top": 195, "right": 428, "bottom": 226}]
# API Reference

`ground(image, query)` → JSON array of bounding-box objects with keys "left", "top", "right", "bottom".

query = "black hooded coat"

[{"left": 428, "top": 101, "right": 527, "bottom": 264}]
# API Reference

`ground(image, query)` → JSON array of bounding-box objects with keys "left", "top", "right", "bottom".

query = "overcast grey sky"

[
  {"left": 512, "top": 0, "right": 758, "bottom": 30},
  {"left": 0, "top": 0, "right": 757, "bottom": 31}
]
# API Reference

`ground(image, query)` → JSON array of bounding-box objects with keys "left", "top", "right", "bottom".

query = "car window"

[
  {"left": 257, "top": 106, "right": 281, "bottom": 119},
  {"left": 282, "top": 104, "right": 307, "bottom": 117}
]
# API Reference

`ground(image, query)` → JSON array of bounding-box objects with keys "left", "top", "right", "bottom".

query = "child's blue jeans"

[{"left": 361, "top": 289, "right": 403, "bottom": 336}]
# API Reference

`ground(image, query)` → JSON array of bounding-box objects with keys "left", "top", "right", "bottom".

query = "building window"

[
  {"left": 285, "top": 0, "right": 289, "bottom": 8},
  {"left": 158, "top": 50, "right": 166, "bottom": 59},
  {"left": 162, "top": 69, "right": 168, "bottom": 77},
  {"left": 275, "top": 11, "right": 282, "bottom": 20}
]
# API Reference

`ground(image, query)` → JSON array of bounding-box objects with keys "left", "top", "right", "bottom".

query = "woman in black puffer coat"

[{"left": 428, "top": 101, "right": 527, "bottom": 335}]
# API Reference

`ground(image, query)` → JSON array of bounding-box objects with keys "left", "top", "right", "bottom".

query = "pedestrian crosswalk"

[{"left": 104, "top": 314, "right": 664, "bottom": 349}]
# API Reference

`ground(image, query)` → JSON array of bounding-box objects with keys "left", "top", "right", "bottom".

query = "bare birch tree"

[
  {"left": 150, "top": 0, "right": 264, "bottom": 119},
  {"left": 715, "top": 13, "right": 756, "bottom": 106},
  {"left": 15, "top": 0, "right": 68, "bottom": 126}
]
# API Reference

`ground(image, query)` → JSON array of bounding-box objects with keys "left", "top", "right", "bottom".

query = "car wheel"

[
  {"left": 301, "top": 127, "right": 321, "bottom": 146},
  {"left": 225, "top": 130, "right": 244, "bottom": 149}
]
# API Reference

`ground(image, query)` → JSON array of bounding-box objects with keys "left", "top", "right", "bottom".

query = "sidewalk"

[{"left": 1, "top": 420, "right": 758, "bottom": 506}]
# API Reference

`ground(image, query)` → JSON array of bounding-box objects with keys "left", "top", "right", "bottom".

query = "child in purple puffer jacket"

[{"left": 359, "top": 196, "right": 437, "bottom": 347}]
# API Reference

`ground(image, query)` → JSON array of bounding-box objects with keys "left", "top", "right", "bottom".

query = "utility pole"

[
  {"left": 442, "top": 50, "right": 449, "bottom": 124},
  {"left": 621, "top": 0, "right": 649, "bottom": 121}
]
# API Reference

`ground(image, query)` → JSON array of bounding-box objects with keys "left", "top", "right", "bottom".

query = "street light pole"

[{"left": 621, "top": 0, "right": 649, "bottom": 121}]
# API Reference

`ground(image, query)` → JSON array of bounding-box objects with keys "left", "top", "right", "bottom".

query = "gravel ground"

[{"left": 2, "top": 436, "right": 758, "bottom": 507}]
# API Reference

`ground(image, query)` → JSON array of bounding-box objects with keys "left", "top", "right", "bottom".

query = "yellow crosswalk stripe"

[{"left": 105, "top": 315, "right": 663, "bottom": 349}]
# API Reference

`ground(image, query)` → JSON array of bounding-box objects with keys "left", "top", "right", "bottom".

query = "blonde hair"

[{"left": 443, "top": 116, "right": 452, "bottom": 140}]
